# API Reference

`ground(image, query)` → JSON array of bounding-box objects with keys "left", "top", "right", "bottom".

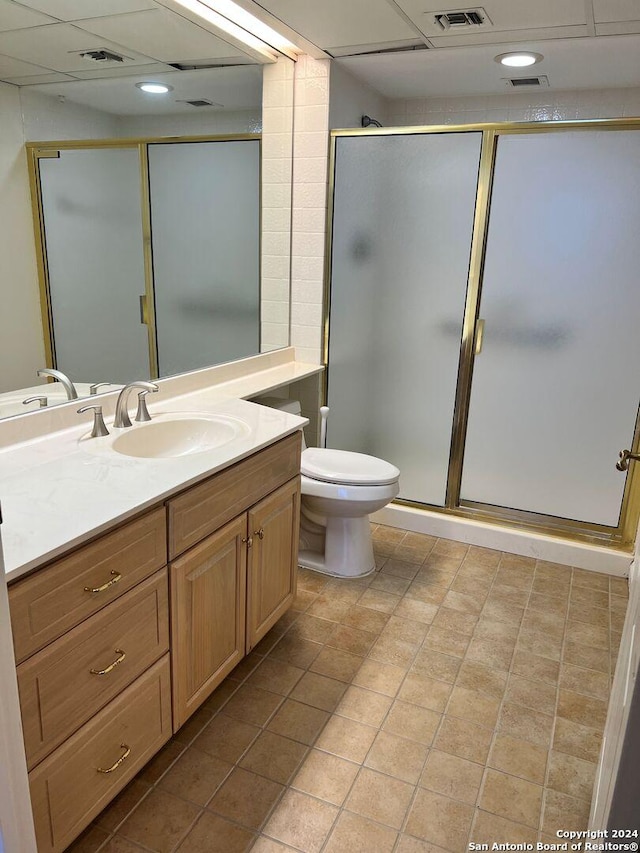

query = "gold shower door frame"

[
  {"left": 27, "top": 134, "right": 262, "bottom": 382},
  {"left": 325, "top": 118, "right": 640, "bottom": 549}
]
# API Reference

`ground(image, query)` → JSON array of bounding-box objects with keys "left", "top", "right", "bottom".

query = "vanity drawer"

[
  {"left": 18, "top": 569, "right": 169, "bottom": 769},
  {"left": 9, "top": 507, "right": 167, "bottom": 663},
  {"left": 29, "top": 655, "right": 172, "bottom": 853},
  {"left": 168, "top": 432, "right": 301, "bottom": 558}
]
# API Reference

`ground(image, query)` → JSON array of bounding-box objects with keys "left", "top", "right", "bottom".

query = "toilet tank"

[
  {"left": 254, "top": 396, "right": 302, "bottom": 416},
  {"left": 253, "top": 397, "right": 306, "bottom": 448}
]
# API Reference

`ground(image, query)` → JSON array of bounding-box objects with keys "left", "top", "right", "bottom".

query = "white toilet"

[{"left": 259, "top": 399, "right": 400, "bottom": 578}]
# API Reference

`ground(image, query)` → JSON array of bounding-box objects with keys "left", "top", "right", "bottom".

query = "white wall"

[
  {"left": 329, "top": 63, "right": 390, "bottom": 129},
  {"left": 21, "top": 89, "right": 119, "bottom": 140},
  {"left": 117, "top": 109, "right": 261, "bottom": 137},
  {"left": 0, "top": 84, "right": 45, "bottom": 393}
]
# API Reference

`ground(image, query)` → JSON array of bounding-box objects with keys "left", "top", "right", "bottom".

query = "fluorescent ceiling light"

[
  {"left": 171, "top": 0, "right": 300, "bottom": 60},
  {"left": 136, "top": 82, "right": 173, "bottom": 94},
  {"left": 495, "top": 52, "right": 543, "bottom": 67}
]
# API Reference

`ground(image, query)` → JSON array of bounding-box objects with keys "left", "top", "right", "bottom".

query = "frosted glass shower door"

[
  {"left": 461, "top": 130, "right": 640, "bottom": 526},
  {"left": 148, "top": 140, "right": 260, "bottom": 377},
  {"left": 39, "top": 148, "right": 150, "bottom": 383},
  {"left": 328, "top": 132, "right": 482, "bottom": 506}
]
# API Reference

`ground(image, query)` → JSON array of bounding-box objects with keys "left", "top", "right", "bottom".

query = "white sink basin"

[{"left": 82, "top": 412, "right": 251, "bottom": 458}]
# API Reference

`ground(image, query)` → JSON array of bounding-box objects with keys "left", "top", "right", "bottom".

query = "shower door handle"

[
  {"left": 474, "top": 319, "right": 485, "bottom": 355},
  {"left": 616, "top": 449, "right": 640, "bottom": 471},
  {"left": 139, "top": 295, "right": 149, "bottom": 325}
]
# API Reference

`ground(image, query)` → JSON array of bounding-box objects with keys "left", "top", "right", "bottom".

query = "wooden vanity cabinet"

[
  {"left": 246, "top": 477, "right": 300, "bottom": 651},
  {"left": 169, "top": 433, "right": 301, "bottom": 730},
  {"left": 170, "top": 516, "right": 248, "bottom": 730},
  {"left": 8, "top": 508, "right": 171, "bottom": 853},
  {"left": 8, "top": 431, "right": 302, "bottom": 852}
]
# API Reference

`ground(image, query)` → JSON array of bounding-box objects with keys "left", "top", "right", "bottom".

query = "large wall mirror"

[{"left": 0, "top": 0, "right": 294, "bottom": 418}]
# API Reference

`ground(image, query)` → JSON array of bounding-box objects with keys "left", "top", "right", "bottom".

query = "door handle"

[
  {"left": 616, "top": 449, "right": 640, "bottom": 471},
  {"left": 139, "top": 294, "right": 149, "bottom": 325},
  {"left": 474, "top": 318, "right": 485, "bottom": 355}
]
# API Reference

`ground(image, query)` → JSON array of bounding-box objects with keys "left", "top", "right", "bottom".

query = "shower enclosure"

[
  {"left": 28, "top": 136, "right": 260, "bottom": 384},
  {"left": 326, "top": 120, "right": 640, "bottom": 546}
]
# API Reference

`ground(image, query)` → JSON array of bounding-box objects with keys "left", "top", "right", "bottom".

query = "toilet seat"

[{"left": 301, "top": 448, "right": 399, "bottom": 486}]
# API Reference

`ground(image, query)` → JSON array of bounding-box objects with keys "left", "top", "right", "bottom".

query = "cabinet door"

[
  {"left": 170, "top": 516, "right": 247, "bottom": 730},
  {"left": 246, "top": 477, "right": 300, "bottom": 651}
]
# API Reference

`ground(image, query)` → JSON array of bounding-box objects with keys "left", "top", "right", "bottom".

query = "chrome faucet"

[
  {"left": 37, "top": 368, "right": 78, "bottom": 400},
  {"left": 113, "top": 381, "right": 159, "bottom": 428}
]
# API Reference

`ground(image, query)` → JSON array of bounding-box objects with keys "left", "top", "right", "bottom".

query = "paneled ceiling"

[
  {"left": 252, "top": 0, "right": 640, "bottom": 96},
  {"left": 1, "top": 0, "right": 639, "bottom": 110},
  {"left": 0, "top": 0, "right": 264, "bottom": 113}
]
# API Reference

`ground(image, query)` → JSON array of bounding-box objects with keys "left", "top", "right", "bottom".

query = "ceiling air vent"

[
  {"left": 175, "top": 99, "right": 222, "bottom": 107},
  {"left": 434, "top": 8, "right": 491, "bottom": 30},
  {"left": 76, "top": 49, "right": 129, "bottom": 63},
  {"left": 504, "top": 75, "right": 550, "bottom": 88}
]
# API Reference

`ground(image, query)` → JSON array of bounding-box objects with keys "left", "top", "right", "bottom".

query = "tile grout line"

[{"left": 81, "top": 527, "right": 627, "bottom": 853}]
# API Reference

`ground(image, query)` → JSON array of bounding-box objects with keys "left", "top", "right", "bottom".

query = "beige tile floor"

[{"left": 69, "top": 525, "right": 628, "bottom": 853}]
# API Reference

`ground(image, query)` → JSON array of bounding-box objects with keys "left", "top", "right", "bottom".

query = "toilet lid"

[{"left": 301, "top": 448, "right": 400, "bottom": 486}]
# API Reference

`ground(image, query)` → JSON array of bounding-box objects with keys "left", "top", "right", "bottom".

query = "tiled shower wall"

[{"left": 288, "top": 78, "right": 640, "bottom": 366}]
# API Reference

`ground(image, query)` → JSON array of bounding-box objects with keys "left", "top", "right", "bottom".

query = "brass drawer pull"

[
  {"left": 90, "top": 649, "right": 126, "bottom": 676},
  {"left": 242, "top": 536, "right": 253, "bottom": 548},
  {"left": 254, "top": 528, "right": 265, "bottom": 540},
  {"left": 97, "top": 743, "right": 131, "bottom": 774},
  {"left": 84, "top": 571, "right": 122, "bottom": 594}
]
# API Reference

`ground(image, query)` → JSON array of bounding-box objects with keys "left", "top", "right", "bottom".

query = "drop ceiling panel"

[
  {"left": 5, "top": 71, "right": 75, "bottom": 83},
  {"left": 428, "top": 25, "right": 589, "bottom": 47},
  {"left": 596, "top": 21, "right": 640, "bottom": 34},
  {"left": 70, "top": 62, "right": 175, "bottom": 80},
  {"left": 15, "top": 0, "right": 157, "bottom": 20},
  {"left": 0, "top": 0, "right": 57, "bottom": 30},
  {"left": 253, "top": 0, "right": 418, "bottom": 49},
  {"left": 593, "top": 0, "right": 640, "bottom": 22},
  {"left": 336, "top": 34, "right": 640, "bottom": 99},
  {"left": 76, "top": 9, "right": 249, "bottom": 61},
  {"left": 25, "top": 65, "right": 262, "bottom": 114},
  {"left": 396, "top": 0, "right": 588, "bottom": 38},
  {"left": 329, "top": 39, "right": 424, "bottom": 57},
  {"left": 0, "top": 53, "right": 55, "bottom": 75},
  {"left": 0, "top": 22, "right": 158, "bottom": 71}
]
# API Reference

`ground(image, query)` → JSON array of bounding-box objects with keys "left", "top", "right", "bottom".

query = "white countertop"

[{"left": 0, "top": 353, "right": 320, "bottom": 582}]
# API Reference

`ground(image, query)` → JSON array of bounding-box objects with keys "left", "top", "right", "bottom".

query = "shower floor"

[{"left": 68, "top": 524, "right": 627, "bottom": 853}]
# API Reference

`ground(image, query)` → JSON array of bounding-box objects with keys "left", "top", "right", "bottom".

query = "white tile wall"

[
  {"left": 387, "top": 86, "right": 640, "bottom": 126},
  {"left": 261, "top": 57, "right": 295, "bottom": 353},
  {"left": 290, "top": 54, "right": 331, "bottom": 366}
]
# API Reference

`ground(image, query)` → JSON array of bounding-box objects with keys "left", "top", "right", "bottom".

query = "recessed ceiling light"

[
  {"left": 495, "top": 52, "right": 543, "bottom": 67},
  {"left": 136, "top": 82, "right": 173, "bottom": 94}
]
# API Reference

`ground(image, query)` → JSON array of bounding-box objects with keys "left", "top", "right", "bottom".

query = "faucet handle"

[
  {"left": 135, "top": 390, "right": 152, "bottom": 423},
  {"left": 78, "top": 404, "right": 110, "bottom": 438},
  {"left": 23, "top": 396, "right": 48, "bottom": 408},
  {"left": 89, "top": 382, "right": 111, "bottom": 395}
]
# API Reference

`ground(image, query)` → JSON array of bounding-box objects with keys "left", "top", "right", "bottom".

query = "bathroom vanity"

[{"left": 0, "top": 350, "right": 320, "bottom": 853}]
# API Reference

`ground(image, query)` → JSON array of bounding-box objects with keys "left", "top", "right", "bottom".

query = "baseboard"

[{"left": 371, "top": 503, "right": 632, "bottom": 577}]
